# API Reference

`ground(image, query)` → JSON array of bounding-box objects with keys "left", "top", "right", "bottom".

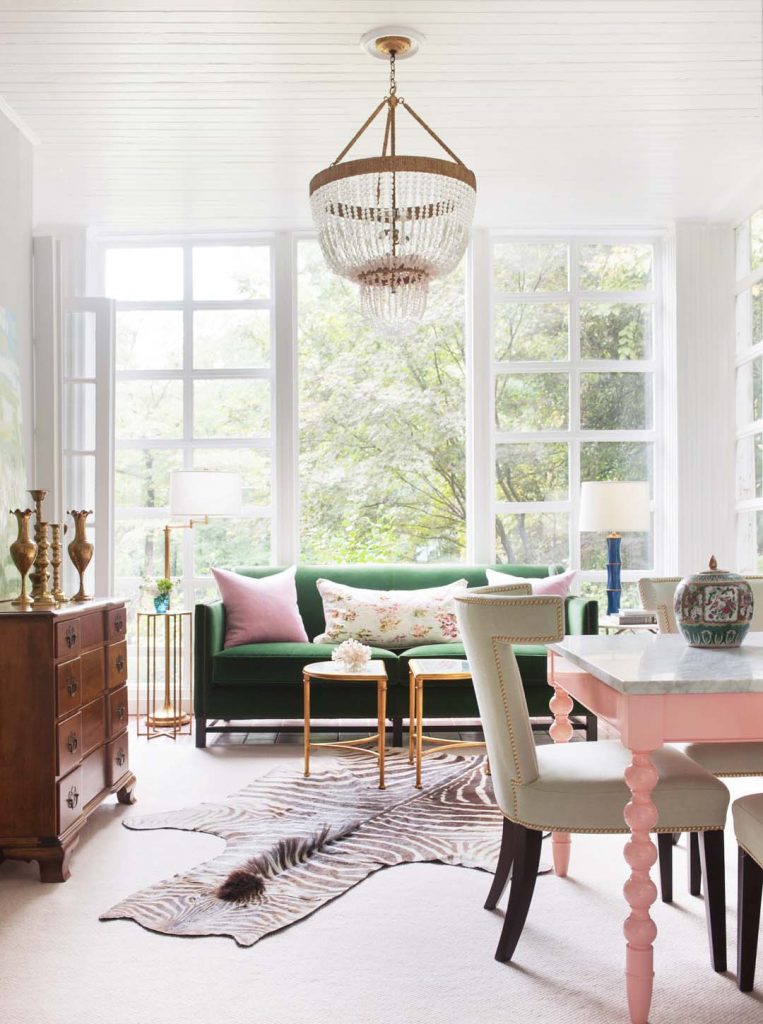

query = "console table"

[{"left": 0, "top": 598, "right": 135, "bottom": 882}]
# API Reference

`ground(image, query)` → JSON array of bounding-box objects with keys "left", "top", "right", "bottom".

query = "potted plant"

[{"left": 154, "top": 577, "right": 173, "bottom": 613}]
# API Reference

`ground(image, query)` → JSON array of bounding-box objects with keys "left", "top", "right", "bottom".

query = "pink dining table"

[{"left": 547, "top": 631, "right": 763, "bottom": 1024}]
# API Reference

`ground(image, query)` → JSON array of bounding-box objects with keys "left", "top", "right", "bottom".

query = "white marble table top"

[{"left": 548, "top": 632, "right": 763, "bottom": 695}]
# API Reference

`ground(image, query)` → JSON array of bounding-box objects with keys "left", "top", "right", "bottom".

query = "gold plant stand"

[{"left": 137, "top": 610, "right": 193, "bottom": 740}]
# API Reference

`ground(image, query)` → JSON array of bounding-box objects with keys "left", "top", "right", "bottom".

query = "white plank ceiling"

[{"left": 0, "top": 0, "right": 761, "bottom": 232}]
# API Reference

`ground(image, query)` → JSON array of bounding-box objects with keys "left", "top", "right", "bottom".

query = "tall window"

[
  {"left": 100, "top": 232, "right": 662, "bottom": 616},
  {"left": 297, "top": 240, "right": 466, "bottom": 562},
  {"left": 105, "top": 243, "right": 273, "bottom": 613},
  {"left": 491, "top": 239, "right": 657, "bottom": 606},
  {"left": 735, "top": 211, "right": 763, "bottom": 569}
]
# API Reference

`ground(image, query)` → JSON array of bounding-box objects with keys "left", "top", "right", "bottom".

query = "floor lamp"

[
  {"left": 150, "top": 470, "right": 242, "bottom": 728},
  {"left": 579, "top": 481, "right": 651, "bottom": 617}
]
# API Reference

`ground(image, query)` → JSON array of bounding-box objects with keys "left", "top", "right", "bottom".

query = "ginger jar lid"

[{"left": 682, "top": 555, "right": 745, "bottom": 586}]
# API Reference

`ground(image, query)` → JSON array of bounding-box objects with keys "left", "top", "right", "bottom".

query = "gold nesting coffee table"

[
  {"left": 302, "top": 660, "right": 388, "bottom": 789},
  {"left": 408, "top": 658, "right": 486, "bottom": 788}
]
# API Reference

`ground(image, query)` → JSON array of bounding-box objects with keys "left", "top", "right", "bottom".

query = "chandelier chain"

[{"left": 389, "top": 49, "right": 397, "bottom": 95}]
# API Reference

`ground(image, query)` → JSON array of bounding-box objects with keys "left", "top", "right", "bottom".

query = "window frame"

[
  {"left": 486, "top": 232, "right": 662, "bottom": 599},
  {"left": 95, "top": 228, "right": 664, "bottom": 614},
  {"left": 99, "top": 236, "right": 277, "bottom": 610}
]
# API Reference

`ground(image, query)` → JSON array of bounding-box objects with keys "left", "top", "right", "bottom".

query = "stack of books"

[{"left": 617, "top": 609, "right": 657, "bottom": 626}]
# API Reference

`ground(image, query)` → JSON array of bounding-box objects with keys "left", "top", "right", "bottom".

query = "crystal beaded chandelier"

[{"left": 309, "top": 31, "right": 477, "bottom": 335}]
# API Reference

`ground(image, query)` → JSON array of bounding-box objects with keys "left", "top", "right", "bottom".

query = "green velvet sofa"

[{"left": 194, "top": 563, "right": 599, "bottom": 748}]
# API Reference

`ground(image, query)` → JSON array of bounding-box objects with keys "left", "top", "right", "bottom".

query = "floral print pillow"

[{"left": 313, "top": 578, "right": 469, "bottom": 647}]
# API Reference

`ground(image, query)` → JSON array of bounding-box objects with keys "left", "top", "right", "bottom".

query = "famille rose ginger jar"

[{"left": 674, "top": 556, "right": 753, "bottom": 648}]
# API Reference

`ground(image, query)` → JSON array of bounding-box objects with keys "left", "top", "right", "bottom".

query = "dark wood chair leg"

[
  {"left": 391, "top": 717, "right": 403, "bottom": 748},
  {"left": 738, "top": 847, "right": 763, "bottom": 991},
  {"left": 494, "top": 826, "right": 543, "bottom": 962},
  {"left": 688, "top": 829, "right": 702, "bottom": 896},
  {"left": 195, "top": 716, "right": 207, "bottom": 748},
  {"left": 485, "top": 817, "right": 517, "bottom": 910},
  {"left": 585, "top": 714, "right": 598, "bottom": 741},
  {"left": 657, "top": 833, "right": 674, "bottom": 904},
  {"left": 698, "top": 830, "right": 727, "bottom": 973}
]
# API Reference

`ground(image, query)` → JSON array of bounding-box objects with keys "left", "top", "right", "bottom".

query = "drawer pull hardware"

[
  {"left": 116, "top": 655, "right": 125, "bottom": 673},
  {"left": 65, "top": 627, "right": 77, "bottom": 648},
  {"left": 116, "top": 749, "right": 126, "bottom": 767},
  {"left": 66, "top": 787, "right": 79, "bottom": 809},
  {"left": 116, "top": 703, "right": 126, "bottom": 720},
  {"left": 66, "top": 678, "right": 78, "bottom": 697},
  {"left": 66, "top": 732, "right": 78, "bottom": 754},
  {"left": 115, "top": 617, "right": 124, "bottom": 633}
]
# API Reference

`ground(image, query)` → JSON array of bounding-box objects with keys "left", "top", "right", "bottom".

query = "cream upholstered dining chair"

[
  {"left": 454, "top": 589, "right": 730, "bottom": 968},
  {"left": 637, "top": 576, "right": 682, "bottom": 633},
  {"left": 639, "top": 575, "right": 763, "bottom": 895},
  {"left": 733, "top": 794, "right": 763, "bottom": 991}
]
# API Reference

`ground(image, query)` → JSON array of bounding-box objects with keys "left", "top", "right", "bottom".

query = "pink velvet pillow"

[
  {"left": 212, "top": 567, "right": 308, "bottom": 648},
  {"left": 486, "top": 568, "right": 578, "bottom": 598}
]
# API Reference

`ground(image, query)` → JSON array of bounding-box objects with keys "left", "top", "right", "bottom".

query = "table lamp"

[
  {"left": 579, "top": 481, "right": 650, "bottom": 616},
  {"left": 149, "top": 471, "right": 242, "bottom": 730}
]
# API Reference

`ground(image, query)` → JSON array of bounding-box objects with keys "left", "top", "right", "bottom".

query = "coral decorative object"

[
  {"left": 674, "top": 555, "right": 753, "bottom": 648},
  {"left": 67, "top": 509, "right": 94, "bottom": 602},
  {"left": 9, "top": 508, "right": 37, "bottom": 609},
  {"left": 331, "top": 639, "right": 373, "bottom": 672}
]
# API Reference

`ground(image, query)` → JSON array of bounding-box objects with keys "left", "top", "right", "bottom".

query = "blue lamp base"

[{"left": 606, "top": 534, "right": 622, "bottom": 616}]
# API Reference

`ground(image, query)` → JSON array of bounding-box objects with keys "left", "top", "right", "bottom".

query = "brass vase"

[
  {"left": 9, "top": 509, "right": 37, "bottom": 609},
  {"left": 67, "top": 509, "right": 94, "bottom": 602}
]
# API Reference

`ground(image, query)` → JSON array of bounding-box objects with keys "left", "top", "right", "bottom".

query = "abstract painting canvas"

[{"left": 0, "top": 308, "right": 27, "bottom": 598}]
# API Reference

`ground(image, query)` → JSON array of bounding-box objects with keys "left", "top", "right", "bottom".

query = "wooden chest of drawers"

[{"left": 0, "top": 599, "right": 135, "bottom": 882}]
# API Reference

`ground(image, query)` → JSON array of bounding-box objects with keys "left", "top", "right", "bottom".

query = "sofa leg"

[
  {"left": 195, "top": 717, "right": 207, "bottom": 748},
  {"left": 391, "top": 717, "right": 403, "bottom": 748},
  {"left": 585, "top": 714, "right": 598, "bottom": 741}
]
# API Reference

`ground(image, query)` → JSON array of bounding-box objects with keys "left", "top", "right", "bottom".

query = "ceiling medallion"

[{"left": 309, "top": 28, "right": 477, "bottom": 336}]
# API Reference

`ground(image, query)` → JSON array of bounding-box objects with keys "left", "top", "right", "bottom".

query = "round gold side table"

[{"left": 137, "top": 610, "right": 193, "bottom": 740}]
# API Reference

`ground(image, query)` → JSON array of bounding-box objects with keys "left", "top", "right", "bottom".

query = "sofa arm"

[
  {"left": 564, "top": 596, "right": 599, "bottom": 636},
  {"left": 194, "top": 601, "right": 226, "bottom": 713}
]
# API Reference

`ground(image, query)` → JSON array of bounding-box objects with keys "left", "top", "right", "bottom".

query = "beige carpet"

[{"left": 1, "top": 731, "right": 763, "bottom": 1024}]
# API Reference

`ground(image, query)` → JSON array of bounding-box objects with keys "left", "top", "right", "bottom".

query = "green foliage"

[
  {"left": 298, "top": 242, "right": 466, "bottom": 563},
  {"left": 156, "top": 577, "right": 173, "bottom": 595},
  {"left": 580, "top": 303, "right": 651, "bottom": 360}
]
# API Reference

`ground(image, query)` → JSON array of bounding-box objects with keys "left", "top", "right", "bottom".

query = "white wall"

[
  {"left": 662, "top": 221, "right": 737, "bottom": 574},
  {"left": 0, "top": 110, "right": 34, "bottom": 472}
]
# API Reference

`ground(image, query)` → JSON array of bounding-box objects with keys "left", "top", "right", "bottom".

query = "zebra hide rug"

[{"left": 101, "top": 752, "right": 503, "bottom": 946}]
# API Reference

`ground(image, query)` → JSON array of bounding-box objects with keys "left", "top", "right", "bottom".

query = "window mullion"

[{"left": 182, "top": 244, "right": 194, "bottom": 610}]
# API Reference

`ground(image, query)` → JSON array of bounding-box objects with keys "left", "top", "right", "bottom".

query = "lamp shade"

[
  {"left": 169, "top": 471, "right": 242, "bottom": 517},
  {"left": 579, "top": 481, "right": 650, "bottom": 533}
]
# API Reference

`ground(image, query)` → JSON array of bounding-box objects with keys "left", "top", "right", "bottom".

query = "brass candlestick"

[
  {"left": 29, "top": 489, "right": 57, "bottom": 608},
  {"left": 67, "top": 509, "right": 94, "bottom": 602},
  {"left": 50, "top": 523, "right": 68, "bottom": 604},
  {"left": 9, "top": 509, "right": 37, "bottom": 609}
]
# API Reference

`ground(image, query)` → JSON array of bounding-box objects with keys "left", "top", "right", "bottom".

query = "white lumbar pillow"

[{"left": 313, "top": 578, "right": 469, "bottom": 647}]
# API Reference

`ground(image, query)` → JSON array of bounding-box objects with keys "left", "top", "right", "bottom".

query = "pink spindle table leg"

[
  {"left": 623, "top": 749, "right": 659, "bottom": 1024},
  {"left": 549, "top": 683, "right": 574, "bottom": 877}
]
